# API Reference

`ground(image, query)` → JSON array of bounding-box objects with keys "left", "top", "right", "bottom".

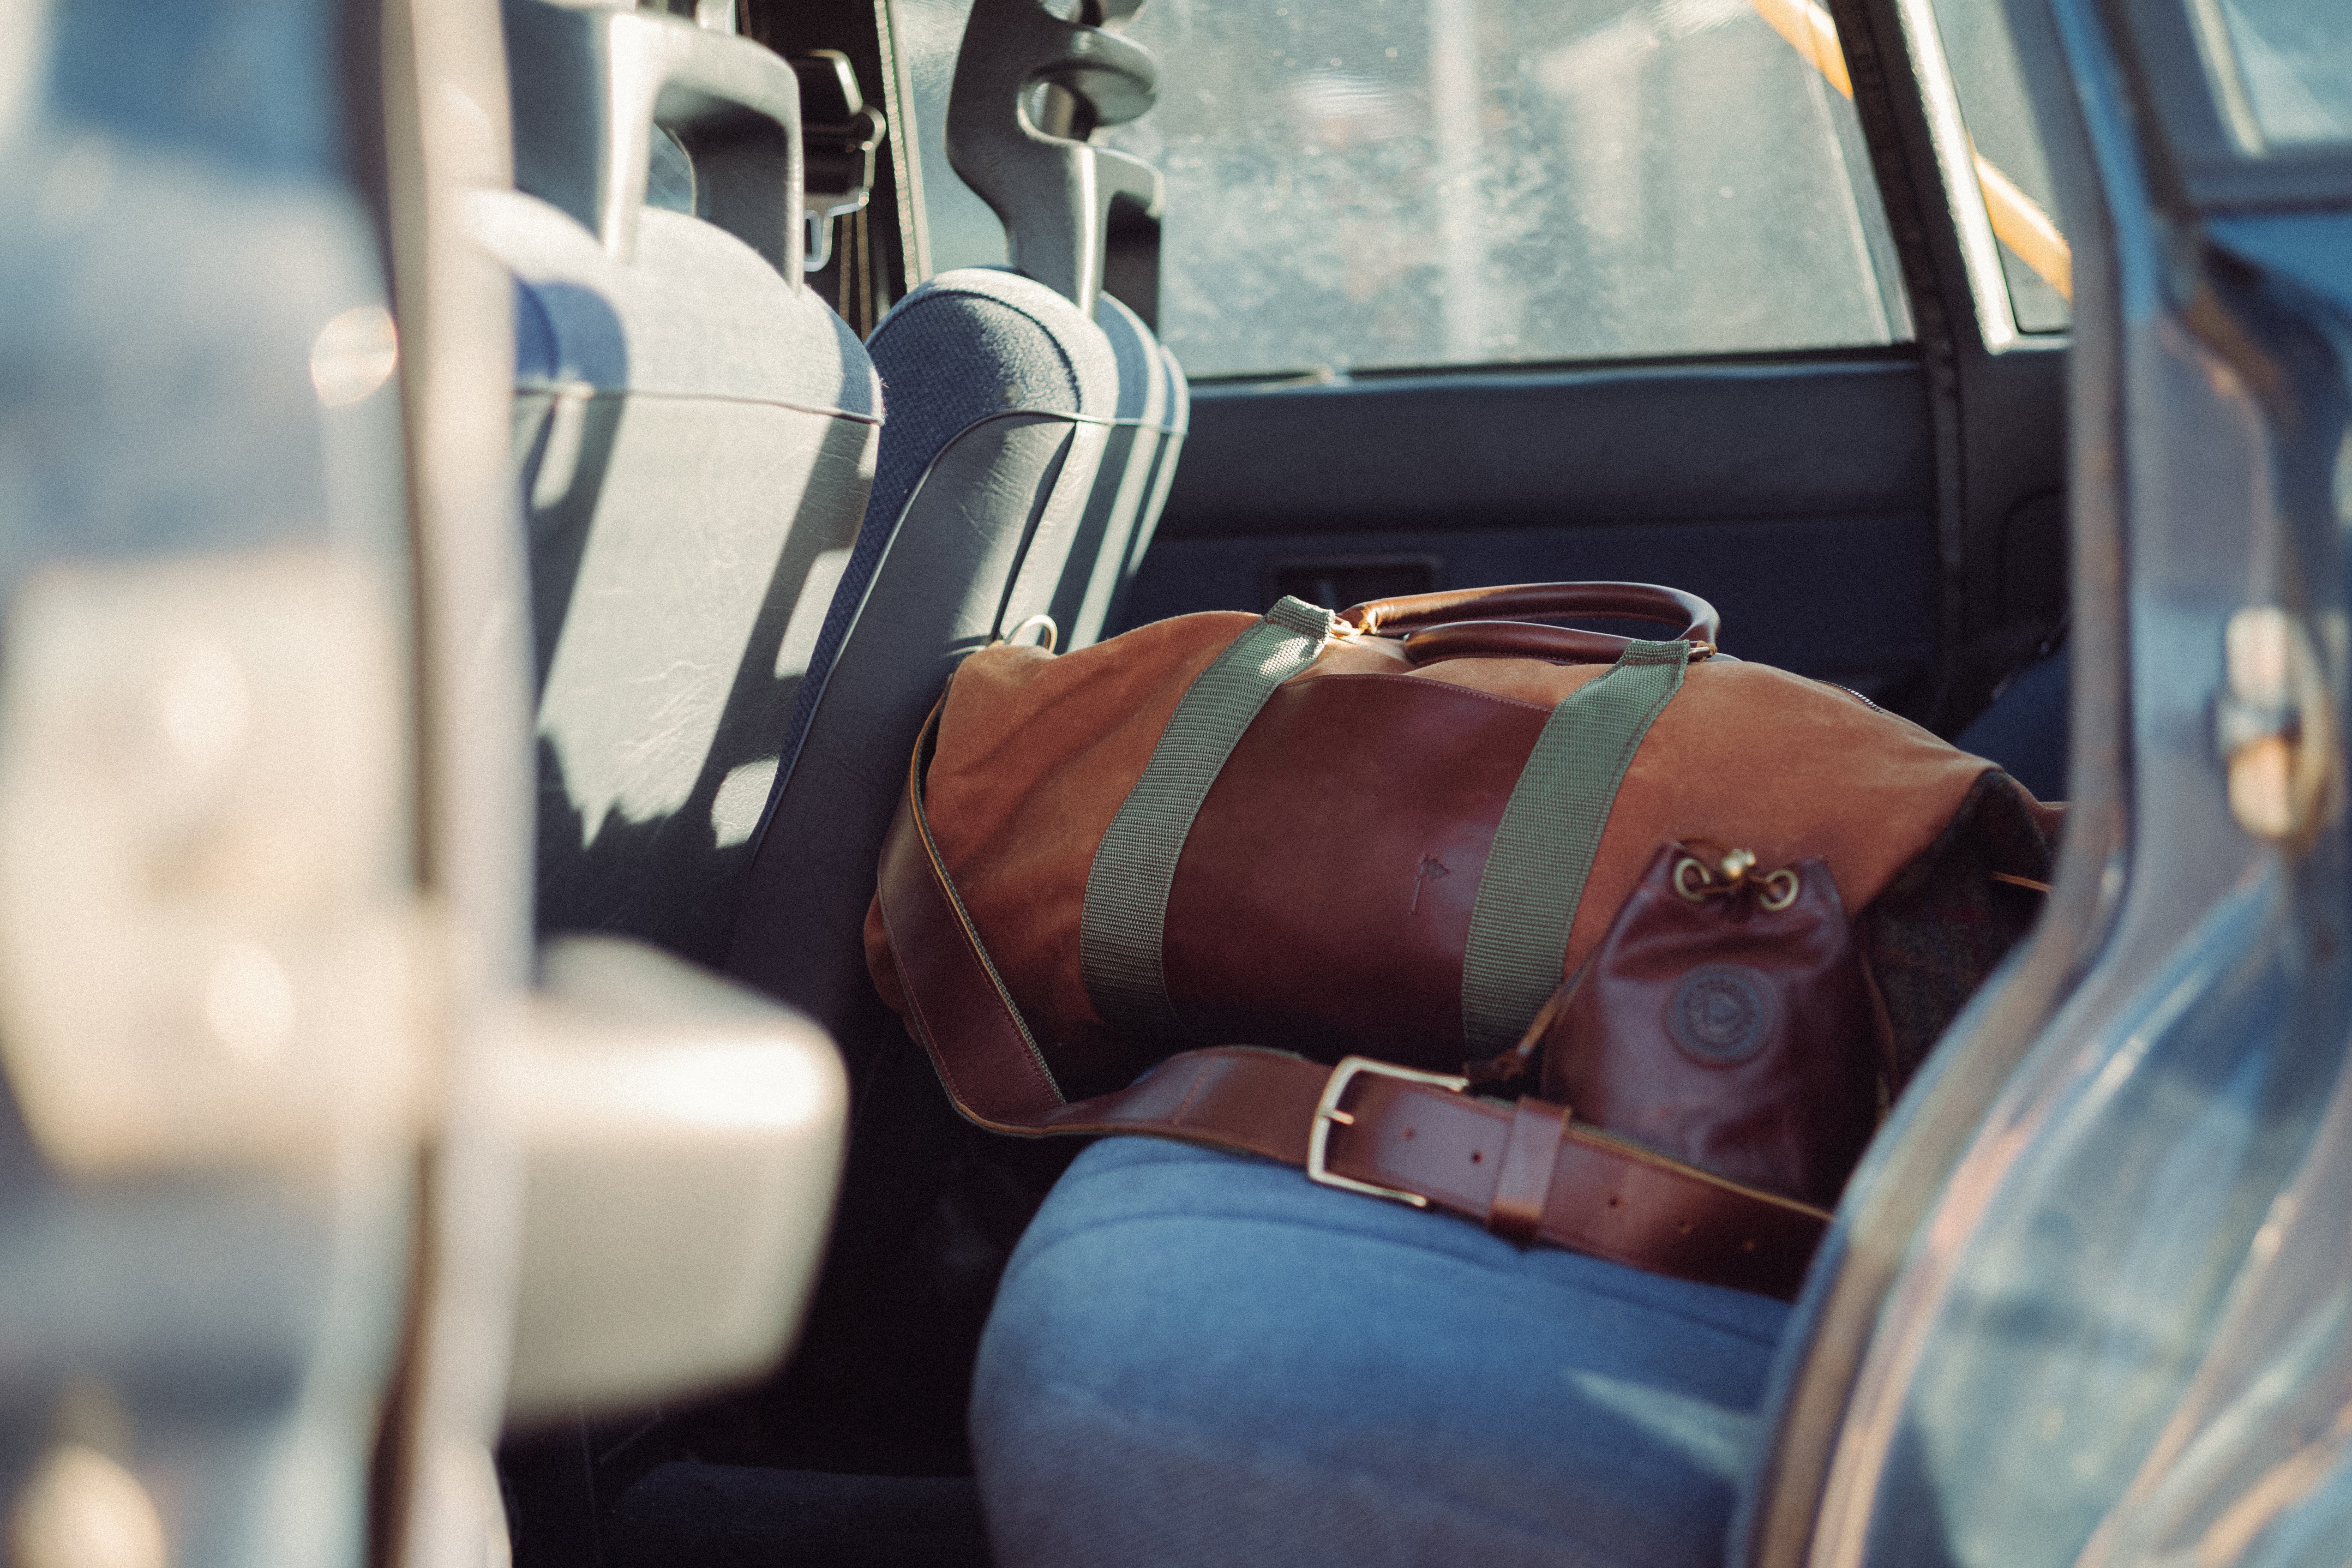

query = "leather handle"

[{"left": 1338, "top": 582, "right": 1719, "bottom": 666}]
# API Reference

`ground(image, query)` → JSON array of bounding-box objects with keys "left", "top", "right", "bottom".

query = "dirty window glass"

[
  {"left": 893, "top": 0, "right": 1013, "bottom": 276},
  {"left": 2205, "top": 0, "right": 2352, "bottom": 151},
  {"left": 896, "top": 0, "right": 1910, "bottom": 378},
  {"left": 1920, "top": 0, "right": 2072, "bottom": 332}
]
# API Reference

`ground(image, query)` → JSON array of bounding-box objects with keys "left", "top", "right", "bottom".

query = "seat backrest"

[
  {"left": 945, "top": 0, "right": 1188, "bottom": 652},
  {"left": 1050, "top": 290, "right": 1189, "bottom": 649},
  {"left": 475, "top": 0, "right": 883, "bottom": 968},
  {"left": 725, "top": 265, "right": 1117, "bottom": 1035}
]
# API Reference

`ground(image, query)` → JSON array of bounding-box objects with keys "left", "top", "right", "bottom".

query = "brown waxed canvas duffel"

[
  {"left": 859, "top": 584, "right": 2060, "bottom": 1296},
  {"left": 867, "top": 585, "right": 2057, "bottom": 1099}
]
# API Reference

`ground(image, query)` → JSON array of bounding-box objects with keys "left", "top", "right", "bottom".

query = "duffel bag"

[{"left": 862, "top": 583, "right": 2058, "bottom": 1297}]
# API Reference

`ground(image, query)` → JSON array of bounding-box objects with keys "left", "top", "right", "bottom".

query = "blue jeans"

[{"left": 971, "top": 1137, "right": 1790, "bottom": 1568}]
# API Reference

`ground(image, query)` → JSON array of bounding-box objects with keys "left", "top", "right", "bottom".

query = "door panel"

[{"left": 1119, "top": 355, "right": 1943, "bottom": 697}]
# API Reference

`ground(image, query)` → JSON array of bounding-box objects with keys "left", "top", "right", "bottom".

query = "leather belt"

[{"left": 876, "top": 698, "right": 1831, "bottom": 1301}]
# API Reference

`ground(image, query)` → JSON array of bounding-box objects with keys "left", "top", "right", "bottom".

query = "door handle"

[{"left": 2215, "top": 606, "right": 2340, "bottom": 847}]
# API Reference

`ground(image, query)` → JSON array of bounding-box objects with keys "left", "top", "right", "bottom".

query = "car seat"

[
  {"left": 723, "top": 0, "right": 1182, "bottom": 1039},
  {"left": 722, "top": 263, "right": 1116, "bottom": 1045},
  {"left": 1052, "top": 289, "right": 1188, "bottom": 648},
  {"left": 478, "top": 5, "right": 885, "bottom": 1556},
  {"left": 659, "top": 0, "right": 1172, "bottom": 1509},
  {"left": 475, "top": 0, "right": 883, "bottom": 969},
  {"left": 947, "top": 0, "right": 1189, "bottom": 651}
]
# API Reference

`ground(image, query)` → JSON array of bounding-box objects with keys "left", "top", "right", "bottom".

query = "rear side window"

[
  {"left": 1919, "top": 0, "right": 2074, "bottom": 333},
  {"left": 897, "top": 0, "right": 1911, "bottom": 378},
  {"left": 894, "top": 0, "right": 1013, "bottom": 276},
  {"left": 2202, "top": 0, "right": 2352, "bottom": 151}
]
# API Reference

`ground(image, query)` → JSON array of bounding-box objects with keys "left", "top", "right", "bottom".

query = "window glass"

[
  {"left": 897, "top": 0, "right": 1910, "bottom": 378},
  {"left": 1919, "top": 0, "right": 2072, "bottom": 333},
  {"left": 894, "top": 0, "right": 1015, "bottom": 275},
  {"left": 2206, "top": 0, "right": 2352, "bottom": 151}
]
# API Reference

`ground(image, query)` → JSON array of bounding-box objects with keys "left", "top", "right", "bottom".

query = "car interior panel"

[
  {"left": 6, "top": 0, "right": 2352, "bottom": 1566},
  {"left": 1119, "top": 357, "right": 1952, "bottom": 699}
]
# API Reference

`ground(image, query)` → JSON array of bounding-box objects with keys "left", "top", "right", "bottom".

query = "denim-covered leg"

[{"left": 971, "top": 1137, "right": 1790, "bottom": 1568}]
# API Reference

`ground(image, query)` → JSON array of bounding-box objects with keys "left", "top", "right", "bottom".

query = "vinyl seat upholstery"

[
  {"left": 726, "top": 265, "right": 1118, "bottom": 1041},
  {"left": 476, "top": 185, "right": 883, "bottom": 967},
  {"left": 1047, "top": 289, "right": 1189, "bottom": 650}
]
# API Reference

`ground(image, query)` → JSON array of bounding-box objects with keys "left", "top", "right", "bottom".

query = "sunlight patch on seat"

[
  {"left": 1562, "top": 1368, "right": 1759, "bottom": 1482},
  {"left": 711, "top": 756, "right": 779, "bottom": 849},
  {"left": 774, "top": 547, "right": 852, "bottom": 680}
]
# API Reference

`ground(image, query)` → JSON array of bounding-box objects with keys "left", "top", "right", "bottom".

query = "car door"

[
  {"left": 0, "top": 3, "right": 427, "bottom": 1564},
  {"left": 0, "top": 6, "right": 857, "bottom": 1567},
  {"left": 1736, "top": 1, "right": 2352, "bottom": 1565},
  {"left": 891, "top": 0, "right": 2072, "bottom": 736}
]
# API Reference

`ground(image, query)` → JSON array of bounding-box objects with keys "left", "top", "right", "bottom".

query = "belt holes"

[
  {"left": 1678, "top": 1221, "right": 1694, "bottom": 1235},
  {"left": 1470, "top": 1149, "right": 1484, "bottom": 1164},
  {"left": 1402, "top": 1127, "right": 1416, "bottom": 1140},
  {"left": 1607, "top": 1195, "right": 1620, "bottom": 1208}
]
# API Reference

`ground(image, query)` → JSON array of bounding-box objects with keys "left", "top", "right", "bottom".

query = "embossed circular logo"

[{"left": 1668, "top": 965, "right": 1776, "bottom": 1066}]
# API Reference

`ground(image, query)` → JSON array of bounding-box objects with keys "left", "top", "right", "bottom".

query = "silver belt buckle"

[{"left": 1306, "top": 1055, "right": 1470, "bottom": 1208}]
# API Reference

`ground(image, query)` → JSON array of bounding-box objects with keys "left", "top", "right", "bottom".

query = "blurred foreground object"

[{"left": 0, "top": 1, "right": 849, "bottom": 1565}]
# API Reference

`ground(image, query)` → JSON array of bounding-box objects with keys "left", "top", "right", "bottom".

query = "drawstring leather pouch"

[{"left": 1470, "top": 841, "right": 1883, "bottom": 1212}]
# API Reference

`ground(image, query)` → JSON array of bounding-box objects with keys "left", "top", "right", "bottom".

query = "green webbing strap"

[
  {"left": 1082, "top": 596, "right": 1336, "bottom": 1038},
  {"left": 1460, "top": 639, "right": 1692, "bottom": 1056}
]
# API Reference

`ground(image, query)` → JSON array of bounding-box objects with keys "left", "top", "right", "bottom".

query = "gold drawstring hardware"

[
  {"left": 1991, "top": 871, "right": 2052, "bottom": 894},
  {"left": 1672, "top": 841, "right": 1801, "bottom": 911}
]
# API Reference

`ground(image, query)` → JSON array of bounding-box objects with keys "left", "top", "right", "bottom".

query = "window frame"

[
  {"left": 2103, "top": 0, "right": 2352, "bottom": 213},
  {"left": 1895, "top": 0, "right": 2042, "bottom": 350}
]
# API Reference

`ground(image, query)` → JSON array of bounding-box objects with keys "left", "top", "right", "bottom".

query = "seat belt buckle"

[{"left": 1306, "top": 1055, "right": 1470, "bottom": 1208}]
